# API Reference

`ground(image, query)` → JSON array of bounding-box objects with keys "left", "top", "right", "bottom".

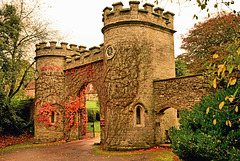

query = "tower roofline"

[
  {"left": 102, "top": 19, "right": 176, "bottom": 34},
  {"left": 102, "top": 1, "right": 175, "bottom": 31}
]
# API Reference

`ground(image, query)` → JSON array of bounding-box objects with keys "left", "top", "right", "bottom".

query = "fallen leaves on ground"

[{"left": 0, "top": 132, "right": 33, "bottom": 149}]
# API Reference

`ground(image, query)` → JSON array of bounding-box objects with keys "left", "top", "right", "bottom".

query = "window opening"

[
  {"left": 136, "top": 106, "right": 141, "bottom": 124},
  {"left": 51, "top": 112, "right": 55, "bottom": 124}
]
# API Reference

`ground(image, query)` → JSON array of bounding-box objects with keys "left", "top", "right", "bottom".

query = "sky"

[{"left": 42, "top": 0, "right": 238, "bottom": 57}]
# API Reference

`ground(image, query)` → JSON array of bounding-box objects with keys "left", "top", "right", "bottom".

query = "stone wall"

[
  {"left": 153, "top": 74, "right": 207, "bottom": 112},
  {"left": 153, "top": 74, "right": 208, "bottom": 144}
]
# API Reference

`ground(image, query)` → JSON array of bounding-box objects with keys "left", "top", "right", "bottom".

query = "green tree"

[
  {"left": 0, "top": 1, "right": 57, "bottom": 134},
  {"left": 175, "top": 58, "right": 190, "bottom": 77}
]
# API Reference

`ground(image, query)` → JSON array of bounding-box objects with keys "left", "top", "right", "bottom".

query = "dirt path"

[{"left": 0, "top": 137, "right": 150, "bottom": 161}]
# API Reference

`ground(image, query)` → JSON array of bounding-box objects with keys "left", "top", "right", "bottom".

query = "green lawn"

[
  {"left": 86, "top": 101, "right": 99, "bottom": 109},
  {"left": 86, "top": 101, "right": 100, "bottom": 123},
  {"left": 92, "top": 145, "right": 178, "bottom": 161},
  {"left": 0, "top": 140, "right": 66, "bottom": 154}
]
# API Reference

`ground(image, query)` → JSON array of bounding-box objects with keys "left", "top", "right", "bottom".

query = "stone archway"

[
  {"left": 77, "top": 83, "right": 101, "bottom": 139},
  {"left": 64, "top": 62, "right": 106, "bottom": 142},
  {"left": 155, "top": 104, "right": 180, "bottom": 145}
]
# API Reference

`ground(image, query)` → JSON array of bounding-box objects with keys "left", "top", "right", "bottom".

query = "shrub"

[
  {"left": 170, "top": 86, "right": 240, "bottom": 161},
  {"left": 87, "top": 109, "right": 100, "bottom": 122},
  {"left": 0, "top": 96, "right": 34, "bottom": 135}
]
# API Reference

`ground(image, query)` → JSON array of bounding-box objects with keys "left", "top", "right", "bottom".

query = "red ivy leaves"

[
  {"left": 65, "top": 64, "right": 95, "bottom": 79},
  {"left": 36, "top": 63, "right": 95, "bottom": 135},
  {"left": 64, "top": 93, "right": 88, "bottom": 135},
  {"left": 35, "top": 102, "right": 57, "bottom": 127},
  {"left": 35, "top": 95, "right": 88, "bottom": 135}
]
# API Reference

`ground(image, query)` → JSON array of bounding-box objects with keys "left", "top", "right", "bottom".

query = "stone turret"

[
  {"left": 102, "top": 1, "right": 176, "bottom": 85},
  {"left": 102, "top": 1, "right": 176, "bottom": 80},
  {"left": 34, "top": 42, "right": 67, "bottom": 142},
  {"left": 34, "top": 41, "right": 104, "bottom": 142},
  {"left": 101, "top": 1, "right": 176, "bottom": 149}
]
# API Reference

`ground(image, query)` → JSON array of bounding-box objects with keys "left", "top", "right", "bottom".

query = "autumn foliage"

[
  {"left": 178, "top": 13, "right": 240, "bottom": 74},
  {"left": 35, "top": 102, "right": 57, "bottom": 127},
  {"left": 64, "top": 94, "right": 88, "bottom": 135},
  {"left": 0, "top": 132, "right": 33, "bottom": 149}
]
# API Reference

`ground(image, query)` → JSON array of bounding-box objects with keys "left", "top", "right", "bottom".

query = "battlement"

[
  {"left": 102, "top": 1, "right": 175, "bottom": 33},
  {"left": 35, "top": 42, "right": 103, "bottom": 70}
]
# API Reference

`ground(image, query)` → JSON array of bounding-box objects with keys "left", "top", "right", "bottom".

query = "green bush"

[
  {"left": 87, "top": 109, "right": 100, "bottom": 122},
  {"left": 0, "top": 96, "right": 34, "bottom": 135},
  {"left": 170, "top": 86, "right": 240, "bottom": 161},
  {"left": 87, "top": 109, "right": 94, "bottom": 122}
]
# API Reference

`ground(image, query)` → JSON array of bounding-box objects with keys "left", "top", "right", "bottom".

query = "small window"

[
  {"left": 136, "top": 106, "right": 141, "bottom": 124},
  {"left": 51, "top": 112, "right": 55, "bottom": 124}
]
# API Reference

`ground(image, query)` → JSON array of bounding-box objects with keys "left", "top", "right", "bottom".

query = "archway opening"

[
  {"left": 78, "top": 83, "right": 100, "bottom": 139},
  {"left": 155, "top": 107, "right": 178, "bottom": 145}
]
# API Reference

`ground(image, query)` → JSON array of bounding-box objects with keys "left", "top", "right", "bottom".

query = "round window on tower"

[
  {"left": 35, "top": 69, "right": 39, "bottom": 80},
  {"left": 106, "top": 46, "right": 115, "bottom": 59}
]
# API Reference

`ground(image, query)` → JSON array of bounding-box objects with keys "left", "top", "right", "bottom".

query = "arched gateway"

[{"left": 34, "top": 1, "right": 206, "bottom": 150}]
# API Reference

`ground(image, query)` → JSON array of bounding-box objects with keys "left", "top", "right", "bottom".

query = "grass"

[
  {"left": 0, "top": 139, "right": 66, "bottom": 154},
  {"left": 150, "top": 150, "right": 178, "bottom": 161},
  {"left": 92, "top": 145, "right": 179, "bottom": 161},
  {"left": 86, "top": 101, "right": 99, "bottom": 109}
]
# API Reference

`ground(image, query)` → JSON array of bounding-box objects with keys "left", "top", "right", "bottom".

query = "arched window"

[
  {"left": 136, "top": 106, "right": 141, "bottom": 124},
  {"left": 134, "top": 104, "right": 145, "bottom": 127}
]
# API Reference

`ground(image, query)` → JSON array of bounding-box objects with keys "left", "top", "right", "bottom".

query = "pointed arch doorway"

[{"left": 77, "top": 83, "right": 100, "bottom": 139}]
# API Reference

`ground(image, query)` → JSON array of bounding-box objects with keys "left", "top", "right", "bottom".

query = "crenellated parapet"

[
  {"left": 102, "top": 1, "right": 175, "bottom": 33},
  {"left": 35, "top": 42, "right": 103, "bottom": 70}
]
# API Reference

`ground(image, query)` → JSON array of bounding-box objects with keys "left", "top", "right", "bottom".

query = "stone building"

[
  {"left": 34, "top": 1, "right": 206, "bottom": 150},
  {"left": 86, "top": 83, "right": 98, "bottom": 101},
  {"left": 25, "top": 81, "right": 35, "bottom": 97}
]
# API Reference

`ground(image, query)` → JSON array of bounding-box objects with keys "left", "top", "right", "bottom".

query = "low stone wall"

[{"left": 153, "top": 74, "right": 207, "bottom": 112}]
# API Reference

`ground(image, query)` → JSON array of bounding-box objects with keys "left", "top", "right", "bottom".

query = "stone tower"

[
  {"left": 34, "top": 42, "right": 67, "bottom": 142},
  {"left": 102, "top": 1, "right": 176, "bottom": 79},
  {"left": 100, "top": 1, "right": 176, "bottom": 149}
]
